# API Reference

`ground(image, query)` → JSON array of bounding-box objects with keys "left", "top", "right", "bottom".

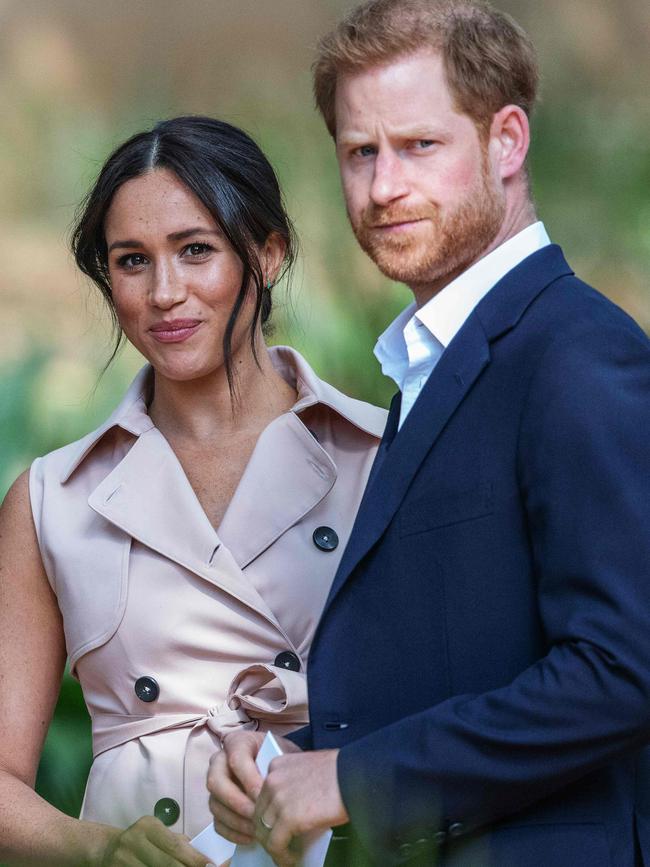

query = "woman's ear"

[{"left": 263, "top": 233, "right": 287, "bottom": 286}]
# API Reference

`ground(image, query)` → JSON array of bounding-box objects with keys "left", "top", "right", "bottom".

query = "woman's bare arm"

[{"left": 0, "top": 470, "right": 116, "bottom": 864}]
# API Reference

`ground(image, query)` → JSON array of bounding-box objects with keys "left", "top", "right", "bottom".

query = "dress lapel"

[
  {"left": 87, "top": 427, "right": 285, "bottom": 631},
  {"left": 218, "top": 412, "right": 337, "bottom": 569}
]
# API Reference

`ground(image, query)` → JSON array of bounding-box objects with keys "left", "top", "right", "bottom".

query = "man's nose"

[
  {"left": 150, "top": 261, "right": 187, "bottom": 309},
  {"left": 369, "top": 150, "right": 410, "bottom": 207}
]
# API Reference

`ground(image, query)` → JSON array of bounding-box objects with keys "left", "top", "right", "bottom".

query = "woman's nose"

[{"left": 150, "top": 261, "right": 187, "bottom": 309}]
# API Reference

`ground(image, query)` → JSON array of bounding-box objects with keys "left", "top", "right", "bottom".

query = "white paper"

[
  {"left": 191, "top": 733, "right": 332, "bottom": 867},
  {"left": 191, "top": 822, "right": 236, "bottom": 865}
]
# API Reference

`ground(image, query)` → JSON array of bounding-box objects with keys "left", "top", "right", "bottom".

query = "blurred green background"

[{"left": 1, "top": 0, "right": 648, "bottom": 830}]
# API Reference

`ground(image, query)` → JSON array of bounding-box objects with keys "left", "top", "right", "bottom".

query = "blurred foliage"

[{"left": 0, "top": 0, "right": 648, "bottom": 835}]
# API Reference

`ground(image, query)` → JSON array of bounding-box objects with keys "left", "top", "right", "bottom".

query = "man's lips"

[
  {"left": 370, "top": 217, "right": 428, "bottom": 232},
  {"left": 149, "top": 319, "right": 202, "bottom": 343}
]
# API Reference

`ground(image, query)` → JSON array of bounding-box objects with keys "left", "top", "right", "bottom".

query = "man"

[{"left": 207, "top": 1, "right": 650, "bottom": 864}]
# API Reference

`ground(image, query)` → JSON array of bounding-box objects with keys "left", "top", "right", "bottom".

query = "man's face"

[{"left": 335, "top": 50, "right": 506, "bottom": 300}]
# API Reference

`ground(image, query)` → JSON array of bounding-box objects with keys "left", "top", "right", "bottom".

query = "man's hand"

[
  {"left": 206, "top": 731, "right": 301, "bottom": 845},
  {"left": 254, "top": 749, "right": 349, "bottom": 867}
]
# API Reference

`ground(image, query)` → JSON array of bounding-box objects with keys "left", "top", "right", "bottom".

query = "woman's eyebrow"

[{"left": 107, "top": 228, "right": 222, "bottom": 253}]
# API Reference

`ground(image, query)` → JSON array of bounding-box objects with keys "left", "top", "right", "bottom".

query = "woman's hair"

[
  {"left": 71, "top": 115, "right": 297, "bottom": 393},
  {"left": 313, "top": 0, "right": 538, "bottom": 141}
]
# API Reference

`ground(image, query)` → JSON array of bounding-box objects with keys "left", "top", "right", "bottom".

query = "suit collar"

[{"left": 474, "top": 244, "right": 573, "bottom": 341}]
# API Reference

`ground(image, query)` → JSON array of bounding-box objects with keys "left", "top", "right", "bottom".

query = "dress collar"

[{"left": 60, "top": 345, "right": 385, "bottom": 483}]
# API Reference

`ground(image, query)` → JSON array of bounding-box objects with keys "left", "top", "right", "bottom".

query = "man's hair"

[{"left": 313, "top": 0, "right": 539, "bottom": 139}]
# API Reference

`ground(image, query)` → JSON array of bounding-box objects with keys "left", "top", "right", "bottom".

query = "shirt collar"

[{"left": 374, "top": 222, "right": 551, "bottom": 377}]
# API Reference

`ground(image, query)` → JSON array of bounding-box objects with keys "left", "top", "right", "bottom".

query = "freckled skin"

[{"left": 104, "top": 168, "right": 253, "bottom": 384}]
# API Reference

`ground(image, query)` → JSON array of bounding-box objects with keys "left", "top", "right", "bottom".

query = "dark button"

[
  {"left": 135, "top": 676, "right": 159, "bottom": 703},
  {"left": 313, "top": 526, "right": 339, "bottom": 552},
  {"left": 274, "top": 651, "right": 301, "bottom": 672},
  {"left": 154, "top": 797, "right": 180, "bottom": 826},
  {"left": 448, "top": 822, "right": 465, "bottom": 838},
  {"left": 415, "top": 837, "right": 430, "bottom": 849},
  {"left": 434, "top": 830, "right": 448, "bottom": 845},
  {"left": 308, "top": 428, "right": 320, "bottom": 442},
  {"left": 398, "top": 842, "right": 413, "bottom": 858}
]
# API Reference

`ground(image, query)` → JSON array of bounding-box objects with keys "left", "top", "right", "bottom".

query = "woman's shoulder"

[{"left": 31, "top": 365, "right": 153, "bottom": 486}]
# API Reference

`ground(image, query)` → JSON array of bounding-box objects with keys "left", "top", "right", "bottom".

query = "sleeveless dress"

[{"left": 29, "top": 346, "right": 386, "bottom": 837}]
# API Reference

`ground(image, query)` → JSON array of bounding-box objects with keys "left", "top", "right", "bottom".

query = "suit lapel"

[
  {"left": 326, "top": 312, "right": 490, "bottom": 607},
  {"left": 324, "top": 245, "right": 575, "bottom": 611},
  {"left": 87, "top": 427, "right": 285, "bottom": 631}
]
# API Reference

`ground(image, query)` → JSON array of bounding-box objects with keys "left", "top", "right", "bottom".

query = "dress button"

[
  {"left": 134, "top": 676, "right": 159, "bottom": 703},
  {"left": 154, "top": 797, "right": 180, "bottom": 826},
  {"left": 313, "top": 527, "right": 339, "bottom": 552},
  {"left": 448, "top": 822, "right": 465, "bottom": 838},
  {"left": 274, "top": 651, "right": 301, "bottom": 672}
]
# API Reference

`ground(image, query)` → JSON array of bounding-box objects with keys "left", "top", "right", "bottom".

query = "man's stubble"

[{"left": 348, "top": 150, "right": 506, "bottom": 296}]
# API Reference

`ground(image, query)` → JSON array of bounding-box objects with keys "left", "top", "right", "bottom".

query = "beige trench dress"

[{"left": 29, "top": 346, "right": 386, "bottom": 837}]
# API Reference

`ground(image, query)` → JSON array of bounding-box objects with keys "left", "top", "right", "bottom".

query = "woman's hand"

[{"left": 100, "top": 816, "right": 214, "bottom": 866}]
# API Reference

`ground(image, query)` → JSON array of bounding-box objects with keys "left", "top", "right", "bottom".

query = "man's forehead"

[{"left": 334, "top": 50, "right": 463, "bottom": 139}]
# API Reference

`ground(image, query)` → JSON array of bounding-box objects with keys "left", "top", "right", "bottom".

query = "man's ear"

[
  {"left": 263, "top": 233, "right": 287, "bottom": 285},
  {"left": 488, "top": 104, "right": 530, "bottom": 181}
]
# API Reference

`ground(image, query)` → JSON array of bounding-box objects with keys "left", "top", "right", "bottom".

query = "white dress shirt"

[{"left": 374, "top": 221, "right": 551, "bottom": 428}]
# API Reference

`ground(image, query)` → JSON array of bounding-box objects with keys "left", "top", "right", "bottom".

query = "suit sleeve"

[{"left": 337, "top": 319, "right": 650, "bottom": 860}]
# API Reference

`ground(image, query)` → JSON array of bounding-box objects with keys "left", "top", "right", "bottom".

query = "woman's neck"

[{"left": 148, "top": 342, "right": 297, "bottom": 443}]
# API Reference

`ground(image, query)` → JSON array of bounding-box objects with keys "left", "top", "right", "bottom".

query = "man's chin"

[{"left": 364, "top": 247, "right": 440, "bottom": 286}]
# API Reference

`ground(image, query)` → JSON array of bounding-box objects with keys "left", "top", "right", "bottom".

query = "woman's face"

[{"left": 104, "top": 168, "right": 257, "bottom": 383}]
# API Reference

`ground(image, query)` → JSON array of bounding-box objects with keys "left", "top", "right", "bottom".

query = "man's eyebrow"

[
  {"left": 337, "top": 128, "right": 444, "bottom": 147},
  {"left": 107, "top": 228, "right": 222, "bottom": 254}
]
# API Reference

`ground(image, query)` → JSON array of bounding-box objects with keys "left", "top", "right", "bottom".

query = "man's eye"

[
  {"left": 118, "top": 253, "right": 148, "bottom": 269},
  {"left": 413, "top": 139, "right": 436, "bottom": 150},
  {"left": 355, "top": 145, "right": 376, "bottom": 158}
]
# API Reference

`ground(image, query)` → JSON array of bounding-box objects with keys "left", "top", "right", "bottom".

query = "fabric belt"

[{"left": 91, "top": 662, "right": 309, "bottom": 757}]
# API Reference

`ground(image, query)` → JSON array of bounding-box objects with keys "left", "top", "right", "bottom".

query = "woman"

[{"left": 0, "top": 116, "right": 386, "bottom": 866}]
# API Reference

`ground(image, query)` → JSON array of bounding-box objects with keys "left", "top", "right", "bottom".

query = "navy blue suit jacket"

[{"left": 291, "top": 246, "right": 650, "bottom": 866}]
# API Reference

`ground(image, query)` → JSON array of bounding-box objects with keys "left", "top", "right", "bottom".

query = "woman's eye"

[
  {"left": 117, "top": 253, "right": 148, "bottom": 269},
  {"left": 183, "top": 242, "right": 213, "bottom": 258}
]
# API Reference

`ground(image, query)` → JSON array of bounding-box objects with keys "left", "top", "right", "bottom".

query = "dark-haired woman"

[{"left": 0, "top": 116, "right": 386, "bottom": 866}]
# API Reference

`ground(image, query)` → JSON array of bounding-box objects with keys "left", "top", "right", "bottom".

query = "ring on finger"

[{"left": 259, "top": 814, "right": 273, "bottom": 832}]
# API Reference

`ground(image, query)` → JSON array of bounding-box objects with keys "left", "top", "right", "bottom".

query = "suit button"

[
  {"left": 313, "top": 527, "right": 339, "bottom": 552},
  {"left": 398, "top": 842, "right": 413, "bottom": 858},
  {"left": 274, "top": 651, "right": 301, "bottom": 672},
  {"left": 448, "top": 822, "right": 464, "bottom": 838},
  {"left": 135, "top": 676, "right": 159, "bottom": 703},
  {"left": 154, "top": 797, "right": 180, "bottom": 826},
  {"left": 434, "top": 830, "right": 447, "bottom": 845}
]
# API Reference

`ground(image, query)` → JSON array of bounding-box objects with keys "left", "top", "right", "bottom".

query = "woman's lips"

[{"left": 149, "top": 319, "right": 202, "bottom": 343}]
